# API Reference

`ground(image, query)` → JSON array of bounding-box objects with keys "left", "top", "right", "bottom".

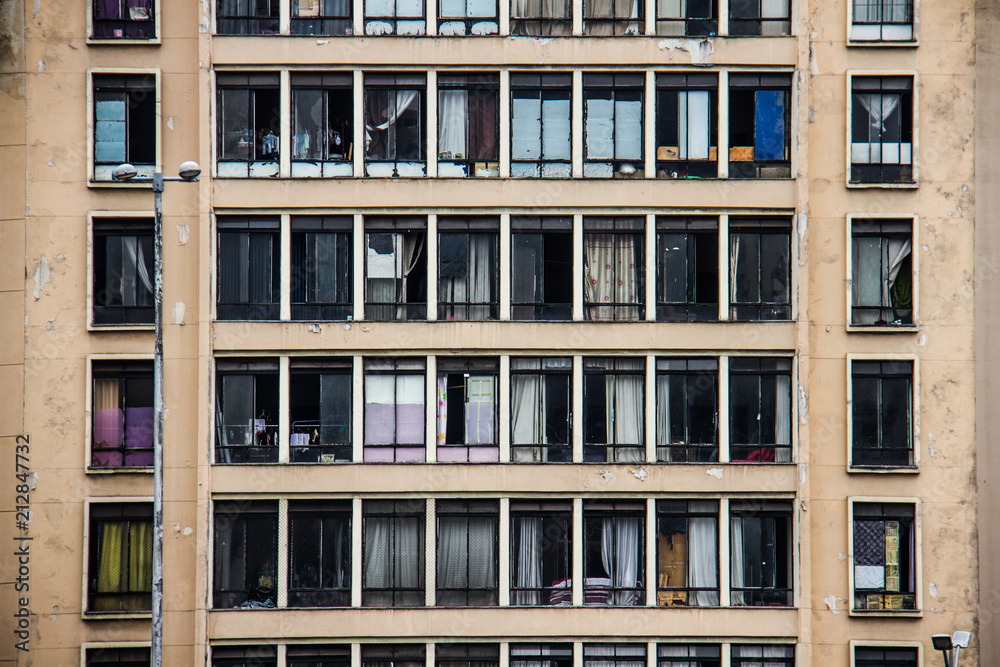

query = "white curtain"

[
  {"left": 857, "top": 92, "right": 900, "bottom": 134},
  {"left": 469, "top": 235, "right": 494, "bottom": 319},
  {"left": 513, "top": 516, "right": 542, "bottom": 604},
  {"left": 601, "top": 517, "right": 641, "bottom": 605},
  {"left": 678, "top": 91, "right": 710, "bottom": 160},
  {"left": 365, "top": 90, "right": 419, "bottom": 153},
  {"left": 468, "top": 516, "right": 497, "bottom": 591},
  {"left": 437, "top": 375, "right": 449, "bottom": 448},
  {"left": 122, "top": 236, "right": 153, "bottom": 305},
  {"left": 774, "top": 375, "right": 791, "bottom": 462},
  {"left": 656, "top": 374, "right": 670, "bottom": 461},
  {"left": 853, "top": 93, "right": 907, "bottom": 164},
  {"left": 584, "top": 0, "right": 640, "bottom": 34},
  {"left": 687, "top": 505, "right": 719, "bottom": 606},
  {"left": 437, "top": 516, "right": 469, "bottom": 591},
  {"left": 730, "top": 517, "right": 745, "bottom": 605},
  {"left": 439, "top": 90, "right": 468, "bottom": 158},
  {"left": 363, "top": 517, "right": 391, "bottom": 589},
  {"left": 732, "top": 645, "right": 793, "bottom": 666}
]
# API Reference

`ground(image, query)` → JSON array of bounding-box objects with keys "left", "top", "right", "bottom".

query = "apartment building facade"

[{"left": 0, "top": 0, "right": 985, "bottom": 664}]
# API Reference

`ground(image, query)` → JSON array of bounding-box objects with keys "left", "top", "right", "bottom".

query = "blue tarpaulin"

[{"left": 754, "top": 90, "right": 785, "bottom": 161}]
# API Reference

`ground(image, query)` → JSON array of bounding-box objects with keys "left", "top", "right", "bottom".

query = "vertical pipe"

[{"left": 151, "top": 174, "right": 164, "bottom": 667}]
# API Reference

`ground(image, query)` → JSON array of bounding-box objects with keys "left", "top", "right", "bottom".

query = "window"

[
  {"left": 729, "top": 500, "right": 793, "bottom": 606},
  {"left": 92, "top": 74, "right": 155, "bottom": 182},
  {"left": 291, "top": 216, "right": 352, "bottom": 321},
  {"left": 511, "top": 645, "right": 573, "bottom": 667},
  {"left": 730, "top": 646, "right": 794, "bottom": 666},
  {"left": 728, "top": 0, "right": 790, "bottom": 35},
  {"left": 583, "top": 502, "right": 645, "bottom": 606},
  {"left": 851, "top": 360, "right": 913, "bottom": 467},
  {"left": 583, "top": 74, "right": 644, "bottom": 177},
  {"left": 364, "top": 74, "right": 426, "bottom": 175},
  {"left": 584, "top": 358, "right": 644, "bottom": 462},
  {"left": 288, "top": 646, "right": 351, "bottom": 667},
  {"left": 656, "top": 217, "right": 718, "bottom": 320},
  {"left": 655, "top": 74, "right": 718, "bottom": 179},
  {"left": 439, "top": 645, "right": 500, "bottom": 667},
  {"left": 852, "top": 503, "right": 917, "bottom": 611},
  {"left": 511, "top": 73, "right": 572, "bottom": 178},
  {"left": 438, "top": 74, "right": 500, "bottom": 176},
  {"left": 584, "top": 217, "right": 644, "bottom": 322},
  {"left": 854, "top": 647, "right": 918, "bottom": 667},
  {"left": 216, "top": 73, "right": 280, "bottom": 177},
  {"left": 436, "top": 500, "right": 500, "bottom": 605},
  {"left": 365, "top": 0, "right": 426, "bottom": 33},
  {"left": 510, "top": 501, "right": 572, "bottom": 604},
  {"left": 362, "top": 500, "right": 426, "bottom": 606},
  {"left": 656, "top": 501, "right": 718, "bottom": 606},
  {"left": 91, "top": 361, "right": 154, "bottom": 468},
  {"left": 288, "top": 500, "right": 351, "bottom": 607},
  {"left": 216, "top": 0, "right": 279, "bottom": 34},
  {"left": 213, "top": 501, "right": 278, "bottom": 609},
  {"left": 365, "top": 217, "right": 428, "bottom": 320},
  {"left": 86, "top": 647, "right": 153, "bottom": 666},
  {"left": 656, "top": 0, "right": 717, "bottom": 35},
  {"left": 363, "top": 646, "right": 425, "bottom": 667},
  {"left": 87, "top": 503, "right": 152, "bottom": 613},
  {"left": 92, "top": 218, "right": 154, "bottom": 326},
  {"left": 583, "top": 645, "right": 646, "bottom": 667},
  {"left": 364, "top": 358, "right": 426, "bottom": 462},
  {"left": 510, "top": 358, "right": 572, "bottom": 463},
  {"left": 291, "top": 74, "right": 353, "bottom": 177},
  {"left": 729, "top": 217, "right": 791, "bottom": 321},
  {"left": 92, "top": 0, "right": 155, "bottom": 39},
  {"left": 656, "top": 645, "right": 720, "bottom": 667},
  {"left": 656, "top": 359, "right": 717, "bottom": 462},
  {"left": 215, "top": 359, "right": 280, "bottom": 464},
  {"left": 851, "top": 76, "right": 914, "bottom": 184},
  {"left": 728, "top": 74, "right": 791, "bottom": 179},
  {"left": 729, "top": 357, "right": 792, "bottom": 462},
  {"left": 510, "top": 216, "right": 574, "bottom": 321},
  {"left": 212, "top": 646, "right": 278, "bottom": 667},
  {"left": 438, "top": 0, "right": 499, "bottom": 33},
  {"left": 851, "top": 0, "right": 913, "bottom": 41},
  {"left": 217, "top": 217, "right": 280, "bottom": 321},
  {"left": 292, "top": 0, "right": 353, "bottom": 34},
  {"left": 437, "top": 358, "right": 500, "bottom": 462},
  {"left": 289, "top": 358, "right": 352, "bottom": 463},
  {"left": 851, "top": 219, "right": 914, "bottom": 326},
  {"left": 438, "top": 218, "right": 499, "bottom": 320},
  {"left": 510, "top": 0, "right": 571, "bottom": 34},
  {"left": 584, "top": 0, "right": 642, "bottom": 34}
]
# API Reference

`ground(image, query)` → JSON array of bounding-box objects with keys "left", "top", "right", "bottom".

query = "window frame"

[
  {"left": 363, "top": 73, "right": 427, "bottom": 176},
  {"left": 290, "top": 74, "right": 355, "bottom": 177},
  {"left": 211, "top": 499, "right": 280, "bottom": 610},
  {"left": 510, "top": 216, "right": 574, "bottom": 321},
  {"left": 846, "top": 215, "right": 918, "bottom": 331},
  {"left": 728, "top": 356, "right": 794, "bottom": 463},
  {"left": 216, "top": 216, "right": 282, "bottom": 321},
  {"left": 727, "top": 73, "right": 793, "bottom": 179},
  {"left": 87, "top": 357, "right": 155, "bottom": 471},
  {"left": 81, "top": 642, "right": 153, "bottom": 666},
  {"left": 82, "top": 498, "right": 154, "bottom": 619},
  {"left": 655, "top": 73, "right": 719, "bottom": 180},
  {"left": 364, "top": 216, "right": 429, "bottom": 321},
  {"left": 582, "top": 0, "right": 644, "bottom": 36},
  {"left": 88, "top": 213, "right": 156, "bottom": 329},
  {"left": 291, "top": 0, "right": 355, "bottom": 35},
  {"left": 509, "top": 501, "right": 574, "bottom": 604},
  {"left": 727, "top": 0, "right": 792, "bottom": 36},
  {"left": 656, "top": 644, "right": 722, "bottom": 667},
  {"left": 361, "top": 499, "right": 427, "bottom": 607},
  {"left": 847, "top": 354, "right": 919, "bottom": 472},
  {"left": 583, "top": 357, "right": 646, "bottom": 463},
  {"left": 363, "top": 0, "right": 428, "bottom": 34},
  {"left": 287, "top": 645, "right": 352, "bottom": 667},
  {"left": 849, "top": 642, "right": 923, "bottom": 667},
  {"left": 655, "top": 216, "right": 719, "bottom": 321},
  {"left": 582, "top": 644, "right": 648, "bottom": 667},
  {"left": 211, "top": 645, "right": 279, "bottom": 667},
  {"left": 728, "top": 216, "right": 792, "bottom": 322},
  {"left": 436, "top": 0, "right": 500, "bottom": 34},
  {"left": 582, "top": 73, "right": 646, "bottom": 177},
  {"left": 582, "top": 501, "right": 646, "bottom": 606},
  {"left": 510, "top": 73, "right": 574, "bottom": 178},
  {"left": 87, "top": 0, "right": 159, "bottom": 43},
  {"left": 214, "top": 358, "right": 281, "bottom": 464},
  {"left": 846, "top": 71, "right": 919, "bottom": 188},
  {"left": 290, "top": 216, "right": 354, "bottom": 320},
  {"left": 289, "top": 358, "right": 354, "bottom": 463},
  {"left": 363, "top": 358, "right": 427, "bottom": 462},
  {"left": 655, "top": 500, "right": 720, "bottom": 606},
  {"left": 655, "top": 0, "right": 718, "bottom": 36},
  {"left": 509, "top": 0, "right": 572, "bottom": 34},
  {"left": 655, "top": 358, "right": 719, "bottom": 463},
  {"left": 437, "top": 73, "right": 501, "bottom": 177},
  {"left": 509, "top": 357, "right": 573, "bottom": 463},
  {"left": 583, "top": 216, "right": 646, "bottom": 322},
  {"left": 730, "top": 645, "right": 795, "bottom": 667},
  {"left": 848, "top": 497, "right": 922, "bottom": 616},
  {"left": 87, "top": 68, "right": 161, "bottom": 186},
  {"left": 728, "top": 500, "right": 794, "bottom": 607},
  {"left": 435, "top": 500, "right": 500, "bottom": 606},
  {"left": 215, "top": 0, "right": 280, "bottom": 34},
  {"left": 847, "top": 0, "right": 918, "bottom": 44},
  {"left": 438, "top": 217, "right": 500, "bottom": 321},
  {"left": 287, "top": 499, "right": 353, "bottom": 607},
  {"left": 215, "top": 72, "right": 282, "bottom": 178},
  {"left": 436, "top": 358, "right": 501, "bottom": 462}
]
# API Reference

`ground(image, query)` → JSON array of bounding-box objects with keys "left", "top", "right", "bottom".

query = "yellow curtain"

[
  {"left": 123, "top": 521, "right": 153, "bottom": 610},
  {"left": 95, "top": 522, "right": 123, "bottom": 611}
]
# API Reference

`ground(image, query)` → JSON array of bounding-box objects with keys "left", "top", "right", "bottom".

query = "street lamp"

[
  {"left": 113, "top": 161, "right": 200, "bottom": 667},
  {"left": 932, "top": 631, "right": 972, "bottom": 667}
]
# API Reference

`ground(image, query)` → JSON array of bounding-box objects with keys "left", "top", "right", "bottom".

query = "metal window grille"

[
  {"left": 93, "top": 74, "right": 155, "bottom": 181},
  {"left": 656, "top": 644, "right": 721, "bottom": 667},
  {"left": 86, "top": 647, "right": 153, "bottom": 666},
  {"left": 510, "top": 74, "right": 573, "bottom": 177},
  {"left": 362, "top": 644, "right": 426, "bottom": 667},
  {"left": 364, "top": 75, "right": 427, "bottom": 174},
  {"left": 854, "top": 646, "right": 918, "bottom": 667},
  {"left": 729, "top": 501, "right": 793, "bottom": 607},
  {"left": 290, "top": 216, "right": 353, "bottom": 320},
  {"left": 91, "top": 361, "right": 154, "bottom": 468},
  {"left": 510, "top": 216, "right": 574, "bottom": 321},
  {"left": 436, "top": 501, "right": 500, "bottom": 605},
  {"left": 510, "top": 501, "right": 573, "bottom": 605},
  {"left": 851, "top": 360, "right": 913, "bottom": 467},
  {"left": 213, "top": 500, "right": 280, "bottom": 609},
  {"left": 215, "top": 359, "right": 281, "bottom": 463},
  {"left": 365, "top": 217, "right": 428, "bottom": 320},
  {"left": 730, "top": 646, "right": 794, "bottom": 667},
  {"left": 582, "top": 74, "right": 645, "bottom": 176},
  {"left": 850, "top": 77, "right": 914, "bottom": 183},
  {"left": 583, "top": 644, "right": 647, "bottom": 667},
  {"left": 216, "top": 74, "right": 281, "bottom": 176},
  {"left": 655, "top": 0, "right": 717, "bottom": 36},
  {"left": 656, "top": 217, "right": 718, "bottom": 320},
  {"left": 851, "top": 219, "right": 913, "bottom": 326},
  {"left": 212, "top": 645, "right": 279, "bottom": 667},
  {"left": 92, "top": 218, "right": 155, "bottom": 325},
  {"left": 437, "top": 644, "right": 500, "bottom": 667},
  {"left": 582, "top": 502, "right": 646, "bottom": 606},
  {"left": 290, "top": 78, "right": 354, "bottom": 174},
  {"left": 289, "top": 500, "right": 352, "bottom": 607},
  {"left": 217, "top": 217, "right": 281, "bottom": 321},
  {"left": 92, "top": 0, "right": 155, "bottom": 38},
  {"left": 291, "top": 0, "right": 354, "bottom": 35},
  {"left": 437, "top": 358, "right": 501, "bottom": 462},
  {"left": 728, "top": 217, "right": 791, "bottom": 321},
  {"left": 510, "top": 358, "right": 573, "bottom": 463},
  {"left": 88, "top": 503, "right": 153, "bottom": 613},
  {"left": 655, "top": 500, "right": 719, "bottom": 605},
  {"left": 655, "top": 359, "right": 718, "bottom": 462},
  {"left": 583, "top": 217, "right": 645, "bottom": 322},
  {"left": 363, "top": 358, "right": 427, "bottom": 461},
  {"left": 728, "top": 357, "right": 793, "bottom": 462},
  {"left": 583, "top": 358, "right": 645, "bottom": 462},
  {"left": 438, "top": 218, "right": 500, "bottom": 320},
  {"left": 362, "top": 499, "right": 426, "bottom": 607},
  {"left": 216, "top": 0, "right": 280, "bottom": 34},
  {"left": 727, "top": 74, "right": 792, "bottom": 179},
  {"left": 288, "top": 645, "right": 352, "bottom": 667},
  {"left": 852, "top": 503, "right": 917, "bottom": 611},
  {"left": 511, "top": 644, "right": 573, "bottom": 667},
  {"left": 727, "top": 0, "right": 790, "bottom": 35}
]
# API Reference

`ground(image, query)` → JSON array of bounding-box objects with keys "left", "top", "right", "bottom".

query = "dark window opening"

[
  {"left": 584, "top": 358, "right": 645, "bottom": 462},
  {"left": 657, "top": 645, "right": 721, "bottom": 667},
  {"left": 731, "top": 647, "right": 794, "bottom": 667},
  {"left": 215, "top": 359, "right": 280, "bottom": 463},
  {"left": 290, "top": 358, "right": 353, "bottom": 463},
  {"left": 854, "top": 647, "right": 918, "bottom": 667},
  {"left": 92, "top": 361, "right": 154, "bottom": 468},
  {"left": 362, "top": 500, "right": 426, "bottom": 607},
  {"left": 656, "top": 358, "right": 718, "bottom": 462},
  {"left": 729, "top": 357, "right": 792, "bottom": 463},
  {"left": 216, "top": 0, "right": 279, "bottom": 34},
  {"left": 88, "top": 503, "right": 153, "bottom": 613},
  {"left": 216, "top": 74, "right": 281, "bottom": 177},
  {"left": 510, "top": 358, "right": 572, "bottom": 463},
  {"left": 436, "top": 500, "right": 500, "bottom": 605},
  {"left": 288, "top": 646, "right": 351, "bottom": 667},
  {"left": 438, "top": 74, "right": 500, "bottom": 176},
  {"left": 851, "top": 0, "right": 913, "bottom": 40},
  {"left": 363, "top": 358, "right": 426, "bottom": 462},
  {"left": 851, "top": 77, "right": 914, "bottom": 184},
  {"left": 365, "top": 217, "right": 428, "bottom": 321},
  {"left": 656, "top": 500, "right": 719, "bottom": 606},
  {"left": 288, "top": 500, "right": 352, "bottom": 607},
  {"left": 511, "top": 73, "right": 572, "bottom": 177},
  {"left": 439, "top": 219, "right": 499, "bottom": 320},
  {"left": 511, "top": 216, "right": 573, "bottom": 321},
  {"left": 291, "top": 216, "right": 353, "bottom": 321},
  {"left": 364, "top": 74, "right": 426, "bottom": 175},
  {"left": 583, "top": 645, "right": 646, "bottom": 667},
  {"left": 728, "top": 0, "right": 790, "bottom": 35},
  {"left": 584, "top": 217, "right": 645, "bottom": 321},
  {"left": 292, "top": 0, "right": 353, "bottom": 35},
  {"left": 511, "top": 502, "right": 572, "bottom": 604},
  {"left": 583, "top": 74, "right": 644, "bottom": 177},
  {"left": 852, "top": 360, "right": 913, "bottom": 467},
  {"left": 93, "top": 218, "right": 154, "bottom": 325},
  {"left": 728, "top": 74, "right": 791, "bottom": 179},
  {"left": 217, "top": 217, "right": 280, "bottom": 321},
  {"left": 92, "top": 0, "right": 155, "bottom": 38},
  {"left": 511, "top": 645, "right": 573, "bottom": 667},
  {"left": 729, "top": 501, "right": 793, "bottom": 607},
  {"left": 93, "top": 74, "right": 155, "bottom": 181},
  {"left": 655, "top": 74, "right": 718, "bottom": 179},
  {"left": 212, "top": 500, "right": 279, "bottom": 609},
  {"left": 656, "top": 0, "right": 717, "bottom": 35},
  {"left": 291, "top": 75, "right": 354, "bottom": 177},
  {"left": 656, "top": 216, "right": 718, "bottom": 320},
  {"left": 437, "top": 358, "right": 500, "bottom": 462},
  {"left": 212, "top": 646, "right": 278, "bottom": 667},
  {"left": 583, "top": 502, "right": 645, "bottom": 606},
  {"left": 851, "top": 219, "right": 913, "bottom": 326},
  {"left": 362, "top": 645, "right": 425, "bottom": 667},
  {"left": 86, "top": 647, "right": 153, "bottom": 666},
  {"left": 729, "top": 217, "right": 791, "bottom": 321}
]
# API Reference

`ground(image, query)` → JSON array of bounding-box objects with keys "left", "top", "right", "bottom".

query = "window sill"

[
  {"left": 87, "top": 37, "right": 161, "bottom": 45},
  {"left": 86, "top": 466, "right": 153, "bottom": 475},
  {"left": 846, "top": 324, "right": 919, "bottom": 334},
  {"left": 849, "top": 608, "right": 922, "bottom": 618},
  {"left": 846, "top": 180, "right": 918, "bottom": 189},
  {"left": 88, "top": 179, "right": 160, "bottom": 189},
  {"left": 848, "top": 465, "right": 919, "bottom": 474},
  {"left": 88, "top": 323, "right": 155, "bottom": 332},
  {"left": 846, "top": 38, "right": 918, "bottom": 47},
  {"left": 82, "top": 611, "right": 152, "bottom": 621}
]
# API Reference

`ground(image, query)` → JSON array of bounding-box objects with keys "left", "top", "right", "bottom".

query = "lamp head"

[
  {"left": 178, "top": 161, "right": 201, "bottom": 181},
  {"left": 952, "top": 631, "right": 972, "bottom": 649},
  {"left": 932, "top": 634, "right": 953, "bottom": 652},
  {"left": 112, "top": 163, "right": 138, "bottom": 181}
]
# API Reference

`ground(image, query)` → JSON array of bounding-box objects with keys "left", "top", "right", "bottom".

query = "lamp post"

[
  {"left": 932, "top": 631, "right": 972, "bottom": 667},
  {"left": 112, "top": 161, "right": 201, "bottom": 667}
]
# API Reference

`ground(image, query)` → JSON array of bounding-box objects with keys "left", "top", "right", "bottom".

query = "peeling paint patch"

[
  {"left": 597, "top": 469, "right": 612, "bottom": 481},
  {"left": 929, "top": 582, "right": 938, "bottom": 597},
  {"left": 706, "top": 467, "right": 723, "bottom": 479},
  {"left": 808, "top": 44, "right": 819, "bottom": 75},
  {"left": 46, "top": 161, "right": 54, "bottom": 167},
  {"left": 918, "top": 334, "right": 926, "bottom": 346},
  {"left": 25, "top": 203, "right": 30, "bottom": 216},
  {"left": 839, "top": 552, "right": 848, "bottom": 561},
  {"left": 167, "top": 116, "right": 175, "bottom": 131},
  {"left": 308, "top": 323, "right": 322, "bottom": 333},
  {"left": 182, "top": 526, "right": 193, "bottom": 536},
  {"left": 44, "top": 319, "right": 55, "bottom": 330},
  {"left": 530, "top": 37, "right": 554, "bottom": 44},
  {"left": 32, "top": 256, "right": 50, "bottom": 299},
  {"left": 631, "top": 467, "right": 647, "bottom": 481},
  {"left": 33, "top": 0, "right": 40, "bottom": 17},
  {"left": 928, "top": 433, "right": 936, "bottom": 457},
  {"left": 26, "top": 473, "right": 37, "bottom": 491},
  {"left": 316, "top": 39, "right": 330, "bottom": 44},
  {"left": 796, "top": 212, "right": 808, "bottom": 258},
  {"left": 799, "top": 464, "right": 806, "bottom": 485},
  {"left": 177, "top": 224, "right": 190, "bottom": 244},
  {"left": 808, "top": 105, "right": 817, "bottom": 124},
  {"left": 343, "top": 323, "right": 352, "bottom": 331},
  {"left": 171, "top": 301, "right": 185, "bottom": 324},
  {"left": 49, "top": 615, "right": 56, "bottom": 621},
  {"left": 37, "top": 60, "right": 45, "bottom": 72},
  {"left": 174, "top": 522, "right": 181, "bottom": 532},
  {"left": 656, "top": 38, "right": 714, "bottom": 64},
  {"left": 822, "top": 595, "right": 842, "bottom": 614},
  {"left": 798, "top": 383, "right": 808, "bottom": 424}
]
